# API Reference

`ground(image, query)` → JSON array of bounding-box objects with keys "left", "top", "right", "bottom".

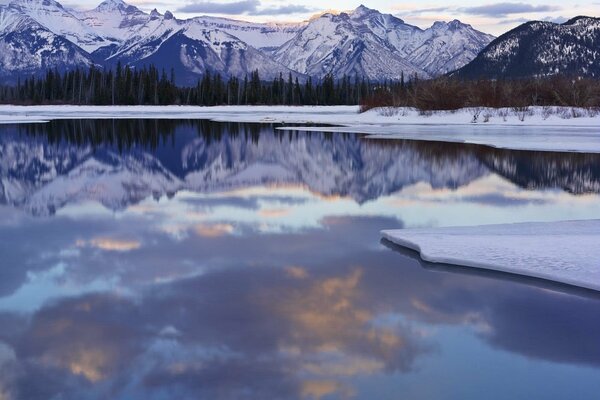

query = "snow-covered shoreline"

[
  {"left": 0, "top": 105, "right": 598, "bottom": 153},
  {"left": 0, "top": 104, "right": 598, "bottom": 125},
  {"left": 382, "top": 220, "right": 600, "bottom": 292}
]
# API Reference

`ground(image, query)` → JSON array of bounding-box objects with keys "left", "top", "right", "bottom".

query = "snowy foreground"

[
  {"left": 382, "top": 220, "right": 600, "bottom": 291},
  {"left": 0, "top": 105, "right": 599, "bottom": 152}
]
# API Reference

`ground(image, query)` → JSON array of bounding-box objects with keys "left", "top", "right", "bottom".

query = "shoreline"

[{"left": 0, "top": 105, "right": 598, "bottom": 153}]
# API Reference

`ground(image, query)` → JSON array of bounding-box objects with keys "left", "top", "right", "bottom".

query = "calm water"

[{"left": 1, "top": 120, "right": 600, "bottom": 400}]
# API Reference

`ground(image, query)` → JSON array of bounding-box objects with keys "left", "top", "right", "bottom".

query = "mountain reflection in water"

[
  {"left": 0, "top": 120, "right": 599, "bottom": 400},
  {"left": 2, "top": 119, "right": 600, "bottom": 215}
]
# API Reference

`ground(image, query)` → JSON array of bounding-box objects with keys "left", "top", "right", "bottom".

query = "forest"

[
  {"left": 1, "top": 65, "right": 598, "bottom": 111},
  {"left": 0, "top": 64, "right": 375, "bottom": 106}
]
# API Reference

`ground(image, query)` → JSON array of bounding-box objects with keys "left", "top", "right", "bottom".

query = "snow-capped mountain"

[
  {"left": 191, "top": 16, "right": 302, "bottom": 50},
  {"left": 454, "top": 17, "right": 600, "bottom": 79},
  {"left": 406, "top": 20, "right": 495, "bottom": 76},
  {"left": 273, "top": 7, "right": 427, "bottom": 80},
  {"left": 103, "top": 11, "right": 301, "bottom": 84},
  {"left": 7, "top": 0, "right": 109, "bottom": 52},
  {"left": 0, "top": 4, "right": 94, "bottom": 80},
  {"left": 273, "top": 5, "right": 494, "bottom": 79},
  {"left": 76, "top": 0, "right": 151, "bottom": 47},
  {"left": 0, "top": 0, "right": 494, "bottom": 83}
]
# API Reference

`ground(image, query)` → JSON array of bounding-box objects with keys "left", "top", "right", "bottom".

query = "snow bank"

[
  {"left": 0, "top": 105, "right": 598, "bottom": 153},
  {"left": 382, "top": 220, "right": 600, "bottom": 291},
  {"left": 0, "top": 105, "right": 360, "bottom": 124}
]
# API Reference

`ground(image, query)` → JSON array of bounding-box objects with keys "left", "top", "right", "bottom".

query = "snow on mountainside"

[
  {"left": 407, "top": 20, "right": 495, "bottom": 76},
  {"left": 7, "top": 0, "right": 109, "bottom": 52},
  {"left": 0, "top": 0, "right": 494, "bottom": 82},
  {"left": 0, "top": 5, "right": 93, "bottom": 79},
  {"left": 76, "top": 0, "right": 151, "bottom": 46},
  {"left": 191, "top": 16, "right": 302, "bottom": 50},
  {"left": 274, "top": 5, "right": 494, "bottom": 80},
  {"left": 273, "top": 8, "right": 427, "bottom": 80},
  {"left": 107, "top": 12, "right": 301, "bottom": 84},
  {"left": 454, "top": 16, "right": 600, "bottom": 79}
]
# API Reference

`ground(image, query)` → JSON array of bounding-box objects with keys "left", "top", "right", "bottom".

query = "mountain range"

[
  {"left": 0, "top": 0, "right": 494, "bottom": 84},
  {"left": 453, "top": 16, "right": 600, "bottom": 79}
]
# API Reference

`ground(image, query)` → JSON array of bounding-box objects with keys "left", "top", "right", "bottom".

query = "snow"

[
  {"left": 273, "top": 6, "right": 493, "bottom": 80},
  {"left": 382, "top": 220, "right": 600, "bottom": 292},
  {"left": 0, "top": 105, "right": 598, "bottom": 153},
  {"left": 8, "top": 0, "right": 109, "bottom": 52},
  {"left": 190, "top": 16, "right": 301, "bottom": 49}
]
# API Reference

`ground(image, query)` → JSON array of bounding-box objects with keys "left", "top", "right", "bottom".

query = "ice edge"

[{"left": 381, "top": 229, "right": 600, "bottom": 293}]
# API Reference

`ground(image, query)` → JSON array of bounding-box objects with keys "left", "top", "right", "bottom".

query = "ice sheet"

[{"left": 382, "top": 220, "right": 600, "bottom": 291}]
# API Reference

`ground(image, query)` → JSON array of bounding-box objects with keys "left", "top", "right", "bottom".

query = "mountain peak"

[
  {"left": 95, "top": 0, "right": 137, "bottom": 13},
  {"left": 432, "top": 19, "right": 469, "bottom": 31},
  {"left": 563, "top": 15, "right": 600, "bottom": 26},
  {"left": 353, "top": 4, "right": 376, "bottom": 16},
  {"left": 164, "top": 10, "right": 174, "bottom": 20}
]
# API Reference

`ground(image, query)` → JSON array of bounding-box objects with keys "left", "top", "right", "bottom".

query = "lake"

[{"left": 1, "top": 119, "right": 600, "bottom": 399}]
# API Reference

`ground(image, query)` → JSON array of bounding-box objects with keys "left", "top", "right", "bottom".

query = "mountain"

[
  {"left": 406, "top": 20, "right": 495, "bottom": 76},
  {"left": 273, "top": 5, "right": 494, "bottom": 80},
  {"left": 0, "top": 4, "right": 94, "bottom": 80},
  {"left": 453, "top": 17, "right": 600, "bottom": 79},
  {"left": 7, "top": 0, "right": 109, "bottom": 52},
  {"left": 76, "top": 0, "right": 151, "bottom": 47},
  {"left": 273, "top": 8, "right": 426, "bottom": 80},
  {"left": 0, "top": 0, "right": 494, "bottom": 83},
  {"left": 190, "top": 16, "right": 302, "bottom": 51},
  {"left": 104, "top": 12, "right": 302, "bottom": 84}
]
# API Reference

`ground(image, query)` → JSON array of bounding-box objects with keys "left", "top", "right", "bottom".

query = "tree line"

[
  {"left": 3, "top": 66, "right": 596, "bottom": 110},
  {"left": 360, "top": 76, "right": 600, "bottom": 111},
  {"left": 0, "top": 64, "right": 383, "bottom": 106}
]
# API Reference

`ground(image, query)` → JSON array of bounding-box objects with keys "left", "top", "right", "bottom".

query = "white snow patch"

[{"left": 382, "top": 220, "right": 600, "bottom": 291}]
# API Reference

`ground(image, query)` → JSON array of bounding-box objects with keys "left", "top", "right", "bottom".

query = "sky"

[{"left": 67, "top": 0, "right": 599, "bottom": 35}]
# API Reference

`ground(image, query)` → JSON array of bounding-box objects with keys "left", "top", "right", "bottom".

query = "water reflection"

[
  {"left": 2, "top": 119, "right": 600, "bottom": 215},
  {"left": 0, "top": 120, "right": 599, "bottom": 399}
]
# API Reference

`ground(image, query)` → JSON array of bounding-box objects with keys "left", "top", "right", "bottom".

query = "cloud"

[
  {"left": 177, "top": 0, "right": 313, "bottom": 15},
  {"left": 461, "top": 2, "right": 560, "bottom": 17},
  {"left": 499, "top": 15, "right": 569, "bottom": 25},
  {"left": 253, "top": 4, "right": 315, "bottom": 15},
  {"left": 177, "top": 0, "right": 260, "bottom": 14}
]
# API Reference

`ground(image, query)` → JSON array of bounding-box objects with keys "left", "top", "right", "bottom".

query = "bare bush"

[
  {"left": 361, "top": 76, "right": 600, "bottom": 112},
  {"left": 542, "top": 106, "right": 554, "bottom": 120},
  {"left": 470, "top": 107, "right": 482, "bottom": 123},
  {"left": 377, "top": 107, "right": 399, "bottom": 117}
]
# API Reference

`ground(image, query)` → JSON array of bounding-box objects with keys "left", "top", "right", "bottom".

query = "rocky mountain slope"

[
  {"left": 0, "top": 4, "right": 94, "bottom": 79},
  {"left": 453, "top": 17, "right": 600, "bottom": 79},
  {"left": 274, "top": 6, "right": 494, "bottom": 79}
]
